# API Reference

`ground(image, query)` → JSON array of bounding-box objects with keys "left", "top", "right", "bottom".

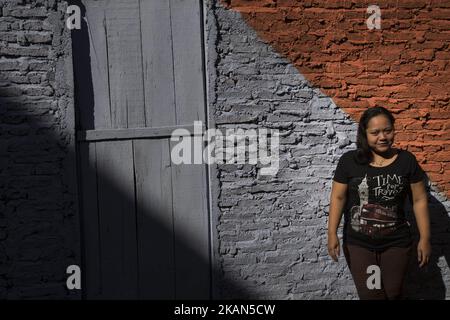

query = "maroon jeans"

[{"left": 343, "top": 243, "right": 412, "bottom": 300}]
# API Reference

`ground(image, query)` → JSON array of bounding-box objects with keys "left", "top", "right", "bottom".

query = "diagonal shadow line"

[
  {"left": 75, "top": 139, "right": 256, "bottom": 300},
  {"left": 0, "top": 87, "right": 258, "bottom": 299},
  {"left": 0, "top": 73, "right": 260, "bottom": 300}
]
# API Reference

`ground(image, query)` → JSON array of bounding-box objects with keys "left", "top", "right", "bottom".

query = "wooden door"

[{"left": 73, "top": 0, "right": 210, "bottom": 299}]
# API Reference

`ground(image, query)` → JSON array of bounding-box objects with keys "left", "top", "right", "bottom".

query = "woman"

[{"left": 327, "top": 106, "right": 431, "bottom": 300}]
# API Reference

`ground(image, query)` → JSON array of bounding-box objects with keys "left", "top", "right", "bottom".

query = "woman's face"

[{"left": 366, "top": 115, "right": 395, "bottom": 154}]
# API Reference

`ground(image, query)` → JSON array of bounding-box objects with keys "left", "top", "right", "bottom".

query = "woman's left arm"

[{"left": 410, "top": 180, "right": 431, "bottom": 267}]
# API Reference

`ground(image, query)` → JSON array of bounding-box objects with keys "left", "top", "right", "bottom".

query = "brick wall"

[
  {"left": 0, "top": 0, "right": 448, "bottom": 300},
  {"left": 208, "top": 0, "right": 450, "bottom": 299},
  {"left": 0, "top": 0, "right": 79, "bottom": 299},
  {"left": 222, "top": 0, "right": 450, "bottom": 199}
]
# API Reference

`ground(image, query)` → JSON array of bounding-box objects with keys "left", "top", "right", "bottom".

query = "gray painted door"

[{"left": 74, "top": 0, "right": 210, "bottom": 299}]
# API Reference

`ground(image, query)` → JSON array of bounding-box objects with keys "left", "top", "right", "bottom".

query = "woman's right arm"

[{"left": 327, "top": 181, "right": 348, "bottom": 262}]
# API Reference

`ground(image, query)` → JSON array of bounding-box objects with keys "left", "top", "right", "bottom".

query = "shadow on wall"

[
  {"left": 404, "top": 176, "right": 450, "bottom": 300},
  {"left": 0, "top": 1, "right": 252, "bottom": 300},
  {"left": 0, "top": 87, "right": 254, "bottom": 299},
  {"left": 0, "top": 92, "right": 80, "bottom": 298},
  {"left": 70, "top": 0, "right": 94, "bottom": 131}
]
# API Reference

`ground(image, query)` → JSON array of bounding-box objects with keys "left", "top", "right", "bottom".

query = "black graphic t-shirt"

[{"left": 332, "top": 148, "right": 425, "bottom": 250}]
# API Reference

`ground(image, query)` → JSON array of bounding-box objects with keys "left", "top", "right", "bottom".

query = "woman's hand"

[
  {"left": 327, "top": 232, "right": 340, "bottom": 262},
  {"left": 417, "top": 238, "right": 431, "bottom": 268}
]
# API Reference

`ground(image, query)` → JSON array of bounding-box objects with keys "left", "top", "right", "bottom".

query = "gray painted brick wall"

[
  {"left": 207, "top": 1, "right": 356, "bottom": 299},
  {"left": 207, "top": 0, "right": 450, "bottom": 299},
  {"left": 0, "top": 0, "right": 79, "bottom": 299}
]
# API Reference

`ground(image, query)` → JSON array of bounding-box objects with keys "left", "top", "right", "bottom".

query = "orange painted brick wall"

[{"left": 223, "top": 0, "right": 450, "bottom": 198}]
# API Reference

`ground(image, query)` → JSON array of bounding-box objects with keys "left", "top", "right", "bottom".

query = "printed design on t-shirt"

[
  {"left": 350, "top": 174, "right": 404, "bottom": 237},
  {"left": 372, "top": 174, "right": 405, "bottom": 201}
]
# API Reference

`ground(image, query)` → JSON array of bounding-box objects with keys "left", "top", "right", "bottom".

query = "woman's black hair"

[{"left": 355, "top": 106, "right": 395, "bottom": 165}]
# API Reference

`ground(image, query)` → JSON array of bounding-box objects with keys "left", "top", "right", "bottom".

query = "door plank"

[
  {"left": 170, "top": 139, "right": 210, "bottom": 299},
  {"left": 79, "top": 142, "right": 101, "bottom": 298},
  {"left": 77, "top": 124, "right": 198, "bottom": 142},
  {"left": 133, "top": 139, "right": 175, "bottom": 299},
  {"left": 105, "top": 0, "right": 145, "bottom": 128},
  {"left": 95, "top": 140, "right": 138, "bottom": 298},
  {"left": 170, "top": 0, "right": 206, "bottom": 125},
  {"left": 140, "top": 0, "right": 177, "bottom": 127},
  {"left": 82, "top": 0, "right": 111, "bottom": 129}
]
